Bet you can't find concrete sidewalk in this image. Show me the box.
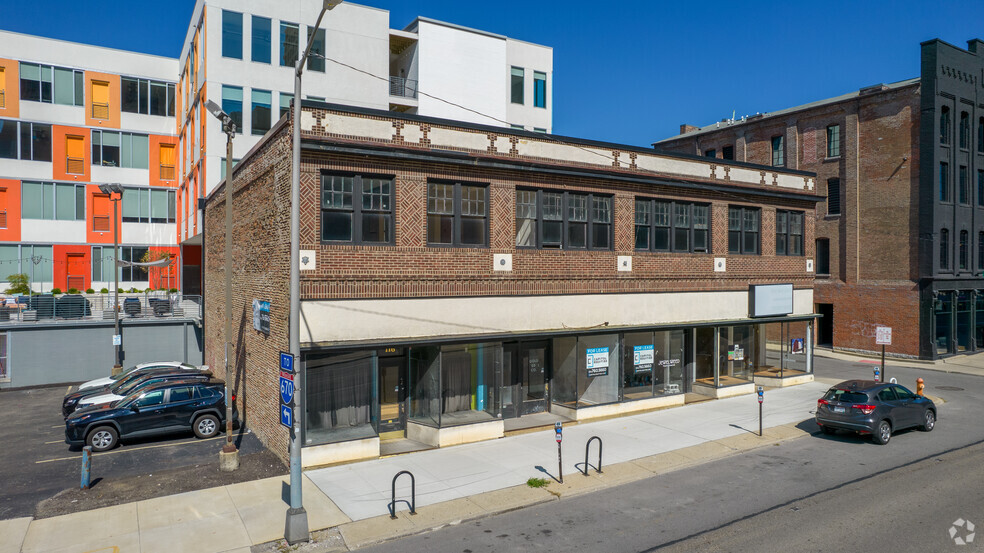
[815,348,984,378]
[0,381,829,553]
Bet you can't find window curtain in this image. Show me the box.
[306,352,371,431]
[441,350,472,413]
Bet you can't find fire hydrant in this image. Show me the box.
[916,377,925,396]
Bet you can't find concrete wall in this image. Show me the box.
[0,319,204,389]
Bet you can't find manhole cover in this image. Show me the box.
[936,386,965,391]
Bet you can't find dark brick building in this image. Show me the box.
[656,38,984,360]
[205,102,819,466]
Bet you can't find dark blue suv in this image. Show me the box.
[65,378,234,452]
[815,380,936,444]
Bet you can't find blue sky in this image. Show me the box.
[4,0,984,146]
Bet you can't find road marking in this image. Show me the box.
[44,440,64,444]
[35,436,224,464]
[50,425,63,429]
[66,385,73,394]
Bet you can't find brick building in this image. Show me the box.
[656,39,984,360]
[204,102,819,466]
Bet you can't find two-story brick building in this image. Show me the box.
[204,102,820,466]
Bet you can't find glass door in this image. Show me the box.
[521,342,549,415]
[500,344,522,419]
[377,355,406,439]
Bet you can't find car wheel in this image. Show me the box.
[820,425,837,435]
[194,414,220,439]
[87,426,118,452]
[921,409,936,432]
[872,420,892,445]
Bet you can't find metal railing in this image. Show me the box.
[92,102,110,120]
[0,293,202,324]
[160,164,175,181]
[389,76,418,99]
[92,215,110,232]
[66,157,85,175]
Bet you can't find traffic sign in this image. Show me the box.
[112,334,122,346]
[280,375,295,405]
[280,405,293,429]
[875,326,892,346]
[280,352,294,373]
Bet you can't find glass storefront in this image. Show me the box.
[623,330,687,400]
[956,292,971,352]
[304,351,375,445]
[936,293,952,355]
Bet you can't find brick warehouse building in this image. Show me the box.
[656,39,984,360]
[204,101,819,466]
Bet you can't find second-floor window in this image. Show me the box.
[122,187,176,224]
[428,181,488,247]
[816,238,830,276]
[516,189,611,250]
[19,62,83,106]
[0,120,51,161]
[634,199,709,253]
[771,135,784,166]
[775,210,804,256]
[728,206,760,255]
[321,173,394,244]
[722,145,734,160]
[826,124,840,157]
[22,181,84,221]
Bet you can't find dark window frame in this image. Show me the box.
[978,116,984,154]
[816,238,830,276]
[0,120,52,162]
[775,210,804,256]
[319,172,395,245]
[516,188,612,251]
[827,178,841,215]
[121,76,175,117]
[721,145,734,160]
[940,162,951,203]
[940,106,951,145]
[510,66,524,105]
[940,228,950,271]
[826,124,841,157]
[728,206,760,255]
[634,197,710,253]
[959,111,970,150]
[978,169,984,206]
[771,135,784,167]
[959,229,968,270]
[426,180,489,248]
[533,71,547,109]
[978,231,984,272]
[959,165,969,205]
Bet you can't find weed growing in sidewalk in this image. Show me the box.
[527,477,549,488]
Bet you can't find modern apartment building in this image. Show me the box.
[0,31,179,294]
[204,101,819,466]
[656,38,984,360]
[175,1,554,293]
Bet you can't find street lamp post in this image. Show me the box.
[205,99,240,472]
[98,183,124,375]
[285,0,343,545]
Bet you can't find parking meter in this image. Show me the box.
[756,386,764,436]
[555,421,563,443]
[873,367,881,382]
[554,422,563,483]
[757,386,764,404]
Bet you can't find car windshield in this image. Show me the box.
[110,365,140,381]
[117,376,157,395]
[824,389,869,403]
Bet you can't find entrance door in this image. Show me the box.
[377,356,406,439]
[500,344,522,419]
[66,254,85,292]
[521,342,548,415]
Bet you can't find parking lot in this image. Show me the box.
[0,385,274,520]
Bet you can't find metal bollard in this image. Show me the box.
[81,446,92,490]
[916,377,925,396]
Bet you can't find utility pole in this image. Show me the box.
[98,183,124,375]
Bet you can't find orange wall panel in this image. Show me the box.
[0,179,21,242]
[147,246,179,290]
[52,126,91,182]
[86,185,120,245]
[0,58,20,119]
[149,134,179,187]
[53,245,91,292]
[84,71,120,129]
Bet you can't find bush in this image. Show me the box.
[144,288,152,293]
[67,288,79,294]
[86,288,95,294]
[51,288,62,295]
[100,288,109,294]
[5,273,29,295]
[169,288,178,293]
[128,287,139,293]
[118,288,124,293]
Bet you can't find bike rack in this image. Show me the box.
[582,436,603,476]
[388,470,417,519]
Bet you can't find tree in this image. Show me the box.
[5,273,30,295]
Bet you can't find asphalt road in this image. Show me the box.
[361,356,984,553]
[0,385,266,520]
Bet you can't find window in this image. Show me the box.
[826,124,840,157]
[516,189,611,250]
[251,16,271,63]
[91,245,116,282]
[979,170,984,206]
[221,85,242,133]
[816,238,830,275]
[219,158,240,180]
[959,111,969,149]
[119,246,150,282]
[510,124,524,130]
[121,77,175,117]
[427,181,487,247]
[979,117,984,153]
[728,206,760,254]
[20,63,83,105]
[0,66,5,109]
[940,162,950,202]
[65,135,84,174]
[90,80,110,120]
[159,144,176,180]
[306,27,326,72]
[959,166,969,204]
[533,71,547,108]
[122,187,175,223]
[280,22,299,67]
[91,131,149,168]
[510,67,524,104]
[22,182,85,221]
[940,228,949,270]
[704,149,716,158]
[940,106,950,145]
[960,230,968,270]
[979,232,984,272]
[534,127,547,133]
[634,199,709,253]
[827,178,841,215]
[771,135,784,166]
[222,10,243,59]
[251,89,272,135]
[722,145,734,160]
[321,173,394,244]
[0,120,51,161]
[776,210,804,256]
[279,92,292,119]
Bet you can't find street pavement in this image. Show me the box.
[1,349,981,553]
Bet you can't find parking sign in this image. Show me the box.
[875,326,892,346]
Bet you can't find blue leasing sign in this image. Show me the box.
[280,374,295,405]
[281,405,293,429]
[280,352,294,373]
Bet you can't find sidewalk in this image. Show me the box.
[815,348,984,378]
[0,381,829,553]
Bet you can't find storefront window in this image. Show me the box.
[304,351,374,445]
[936,293,952,355]
[623,330,687,399]
[577,334,620,406]
[718,325,755,384]
[439,343,500,426]
[956,291,971,352]
[551,337,578,407]
[694,327,715,385]
[783,321,810,374]
[975,293,984,350]
[409,346,441,427]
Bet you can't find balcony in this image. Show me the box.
[160,164,175,181]
[91,102,109,120]
[389,76,418,99]
[92,215,110,232]
[66,157,85,175]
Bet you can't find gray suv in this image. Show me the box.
[815,380,936,444]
